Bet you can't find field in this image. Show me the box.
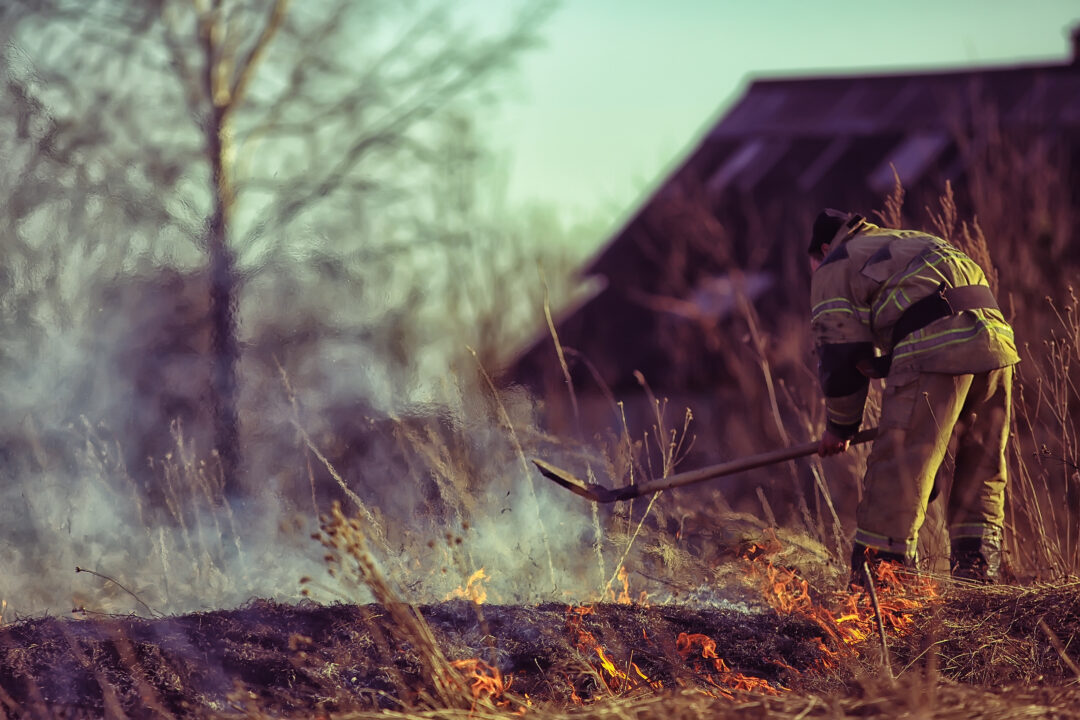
[3,2,1079,717]
[2,136,1079,719]
[2,525,1079,718]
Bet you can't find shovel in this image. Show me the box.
[532,427,878,503]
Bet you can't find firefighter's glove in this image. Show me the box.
[817,428,851,457]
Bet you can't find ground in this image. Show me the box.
[2,554,1078,719]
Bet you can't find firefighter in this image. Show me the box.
[807,209,1019,585]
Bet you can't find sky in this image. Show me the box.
[489,0,1080,229]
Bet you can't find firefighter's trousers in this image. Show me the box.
[853,365,1013,561]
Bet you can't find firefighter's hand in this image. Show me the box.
[817,429,851,457]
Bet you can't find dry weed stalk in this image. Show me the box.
[539,265,608,594]
[733,277,831,549]
[470,345,560,593]
[315,501,478,711]
[276,359,387,549]
[52,416,254,616]
[1008,287,1080,577]
[599,372,695,601]
[873,166,905,229]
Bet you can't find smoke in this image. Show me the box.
[0,262,664,619]
[0,388,637,619]
[0,0,654,622]
[0,336,321,618]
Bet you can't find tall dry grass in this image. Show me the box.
[1,96,1077,720]
[529,124,1079,584]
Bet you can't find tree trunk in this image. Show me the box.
[202,6,242,499]
[206,151,241,498]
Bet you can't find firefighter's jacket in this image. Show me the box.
[810,224,1019,437]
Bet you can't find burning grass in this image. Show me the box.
[1,185,1076,718]
[3,355,1075,718]
[3,534,1078,718]
[0,596,825,717]
[332,682,1080,720]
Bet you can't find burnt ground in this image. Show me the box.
[1,581,1078,719]
[0,600,825,718]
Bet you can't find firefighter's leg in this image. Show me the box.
[854,372,973,576]
[948,365,1012,582]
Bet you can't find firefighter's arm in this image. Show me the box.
[810,267,875,443]
[818,341,872,439]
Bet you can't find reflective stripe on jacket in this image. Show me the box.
[810,224,1019,437]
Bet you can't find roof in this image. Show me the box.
[713,62,1080,139]
[584,58,1080,280]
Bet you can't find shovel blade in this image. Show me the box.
[530,458,614,503]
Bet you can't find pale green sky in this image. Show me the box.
[489,0,1080,222]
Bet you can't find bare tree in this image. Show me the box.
[1,0,552,496]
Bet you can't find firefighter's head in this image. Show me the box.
[807,209,865,265]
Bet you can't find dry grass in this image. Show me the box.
[331,682,1080,720]
[894,580,1080,686]
[0,104,1078,720]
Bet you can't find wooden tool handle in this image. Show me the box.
[609,427,879,502]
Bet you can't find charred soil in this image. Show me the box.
[2,580,1080,718]
[0,599,830,718]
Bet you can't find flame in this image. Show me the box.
[676,632,785,699]
[614,566,631,604]
[445,568,488,604]
[594,648,659,694]
[451,658,519,712]
[564,605,661,697]
[603,565,650,605]
[676,632,722,663]
[741,538,939,667]
[606,565,631,604]
[567,676,583,705]
[555,537,938,706]
[565,605,598,652]
[594,646,633,688]
[566,599,786,702]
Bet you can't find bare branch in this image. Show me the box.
[161,3,207,123]
[225,0,289,118]
[248,1,551,234]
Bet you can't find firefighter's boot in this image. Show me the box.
[849,541,909,591]
[950,534,1002,584]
